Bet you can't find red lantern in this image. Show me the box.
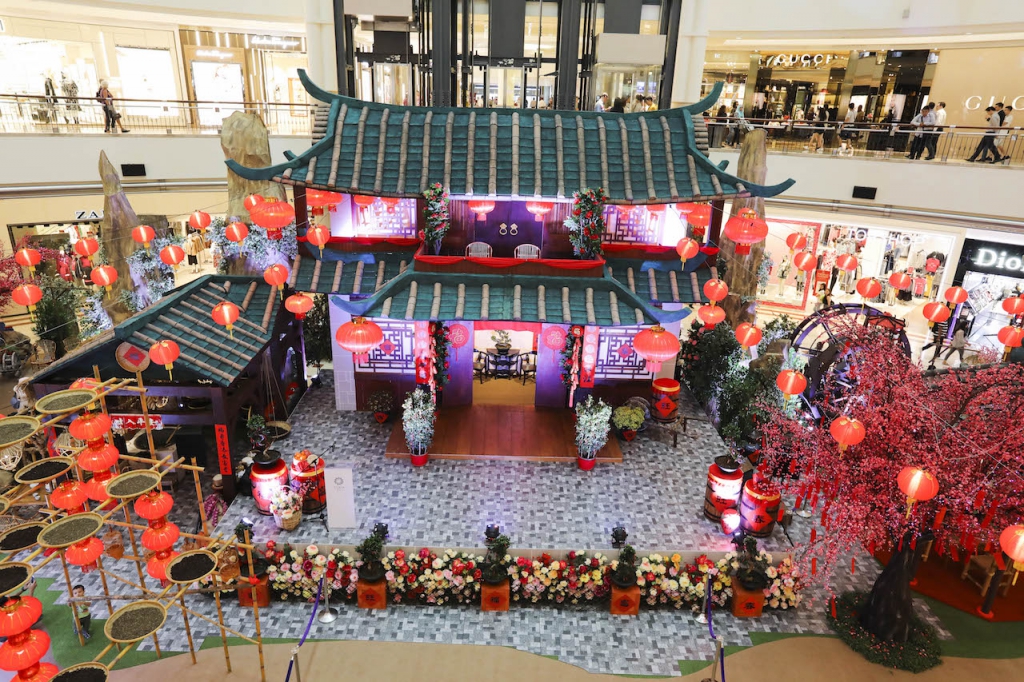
[0,595,55,682]
[676,237,700,265]
[676,202,712,228]
[352,195,376,211]
[631,325,681,372]
[646,204,666,217]
[11,284,42,313]
[998,326,1024,348]
[285,293,314,320]
[73,238,99,258]
[467,200,496,221]
[131,225,155,251]
[83,472,115,503]
[897,466,939,517]
[0,597,43,637]
[723,208,768,255]
[305,225,331,257]
[525,201,554,222]
[134,491,173,520]
[141,520,180,552]
[855,278,881,300]
[225,221,249,243]
[69,412,112,446]
[829,415,866,453]
[785,233,807,252]
[924,257,941,273]
[14,248,41,277]
[77,443,119,472]
[50,481,88,513]
[90,264,118,292]
[160,245,185,268]
[1001,297,1024,317]
[999,525,1024,564]
[735,322,762,350]
[944,286,968,305]
[188,210,211,231]
[380,197,401,214]
[250,200,295,239]
[65,536,104,570]
[703,279,729,303]
[211,301,240,337]
[793,251,816,272]
[922,302,951,325]
[888,272,912,290]
[263,264,289,297]
[697,304,726,329]
[147,551,179,582]
[244,194,265,212]
[335,316,384,364]
[836,254,858,272]
[149,340,180,380]
[305,189,343,208]
[776,369,807,400]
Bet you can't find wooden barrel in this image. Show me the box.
[651,378,681,423]
[250,457,288,516]
[739,479,782,538]
[290,456,326,514]
[703,456,744,522]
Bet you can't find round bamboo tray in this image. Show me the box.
[0,497,10,515]
[0,561,33,597]
[38,512,103,549]
[106,470,161,499]
[14,456,73,485]
[0,416,41,450]
[52,661,109,682]
[34,389,99,415]
[104,600,167,643]
[166,549,218,584]
[0,521,45,553]
[266,421,292,441]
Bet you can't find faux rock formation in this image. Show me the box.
[221,111,286,221]
[98,150,139,324]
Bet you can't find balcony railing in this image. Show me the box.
[0,93,316,136]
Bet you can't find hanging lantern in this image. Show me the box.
[135,491,179,583]
[244,194,265,213]
[11,284,43,314]
[352,195,376,211]
[188,210,211,231]
[697,304,726,329]
[305,225,331,257]
[525,201,554,222]
[77,443,120,473]
[305,189,343,209]
[676,237,700,265]
[829,415,866,453]
[646,204,667,218]
[73,237,99,258]
[211,301,240,338]
[924,257,941,273]
[776,369,807,401]
[149,340,180,380]
[225,221,249,244]
[793,251,817,272]
[65,537,104,571]
[0,596,57,682]
[998,325,1024,348]
[999,525,1024,564]
[631,325,682,372]
[836,254,858,272]
[160,244,185,268]
[922,302,951,326]
[785,233,807,252]
[0,595,43,637]
[69,412,112,446]
[467,200,496,221]
[90,265,118,292]
[888,272,912,290]
[335,316,385,364]
[734,322,762,350]
[50,481,88,513]
[944,286,968,305]
[855,278,881,300]
[1001,296,1024,317]
[131,225,156,251]
[250,200,295,239]
[723,208,768,255]
[703,279,729,304]
[676,202,712,228]
[380,197,401,214]
[134,489,173,520]
[14,248,41,277]
[83,472,115,504]
[263,264,289,298]
[285,293,314,320]
[897,467,939,518]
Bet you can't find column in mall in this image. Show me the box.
[670,0,709,107]
[306,0,339,90]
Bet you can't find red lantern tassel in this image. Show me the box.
[789,459,798,474]
[910,537,917,550]
[868,540,876,556]
[935,539,944,557]
[794,496,804,510]
[821,513,829,531]
[951,545,959,562]
[811,558,817,575]
[898,535,904,552]
[830,596,836,618]
[932,507,947,530]
[810,493,819,510]
[851,557,855,574]
[995,553,1006,571]
[974,490,986,510]
[810,528,817,544]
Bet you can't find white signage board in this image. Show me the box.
[324,466,357,529]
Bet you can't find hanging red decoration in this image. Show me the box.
[65,536,104,570]
[676,237,700,265]
[285,293,314,320]
[305,189,343,208]
[11,284,42,314]
[855,278,881,299]
[77,443,120,472]
[793,251,817,272]
[352,195,376,210]
[525,201,554,222]
[263,264,290,297]
[211,301,240,337]
[447,323,470,360]
[188,210,211,231]
[14,248,41,277]
[335,317,385,364]
[380,197,401,214]
[888,272,912,290]
[924,257,941,273]
[225,221,249,244]
[149,340,180,380]
[131,225,156,251]
[90,265,118,292]
[243,194,265,212]
[897,467,939,517]
[734,322,762,350]
[723,208,768,255]
[69,412,112,446]
[305,225,331,257]
[944,286,968,305]
[0,596,57,682]
[776,369,807,401]
[541,325,568,364]
[1001,296,1024,317]
[829,415,866,453]
[835,254,858,272]
[0,596,43,637]
[697,304,726,329]
[50,481,88,513]
[160,244,185,268]
[676,202,712,228]
[135,491,179,582]
[999,525,1024,564]
[467,200,496,221]
[997,325,1024,348]
[785,233,807,252]
[250,200,295,239]
[73,238,99,258]
[645,204,667,217]
[703,279,729,303]
[631,325,681,372]
[922,302,951,325]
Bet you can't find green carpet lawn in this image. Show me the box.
[921,596,1024,659]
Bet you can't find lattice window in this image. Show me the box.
[593,325,653,380]
[355,320,416,374]
[604,206,662,244]
[355,200,419,238]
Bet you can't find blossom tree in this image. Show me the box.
[0,238,60,312]
[758,321,1024,642]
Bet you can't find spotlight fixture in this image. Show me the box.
[611,526,628,548]
[485,524,501,541]
[373,522,389,540]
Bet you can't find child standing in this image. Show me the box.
[72,584,91,640]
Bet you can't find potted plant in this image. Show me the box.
[368,390,394,424]
[246,413,269,451]
[491,329,512,355]
[610,544,638,589]
[612,406,644,441]
[402,388,435,467]
[355,527,389,610]
[269,487,303,531]
[610,544,640,615]
[480,532,512,611]
[730,535,770,618]
[574,395,612,470]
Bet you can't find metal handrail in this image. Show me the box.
[0,92,317,109]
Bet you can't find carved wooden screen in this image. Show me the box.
[593,325,653,380]
[354,320,416,374]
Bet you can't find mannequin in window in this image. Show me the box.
[776,253,791,296]
[43,71,58,123]
[61,73,81,125]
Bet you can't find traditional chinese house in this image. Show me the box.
[230,71,794,461]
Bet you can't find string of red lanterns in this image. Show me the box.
[0,594,57,682]
[135,490,180,583]
[69,411,118,504]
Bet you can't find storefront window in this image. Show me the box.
[115,47,178,117]
[956,239,1024,355]
[592,65,661,105]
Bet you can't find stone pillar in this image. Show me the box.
[306,0,338,90]
[670,0,709,108]
[328,298,357,410]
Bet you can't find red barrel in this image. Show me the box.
[290,451,326,514]
[250,452,288,516]
[739,478,782,538]
[651,378,681,423]
[704,457,744,522]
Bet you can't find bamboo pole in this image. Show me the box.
[135,371,159,461]
[120,505,162,657]
[191,457,210,536]
[243,528,266,682]
[176,601,257,644]
[60,551,85,647]
[96,566,151,594]
[92,642,115,663]
[213,572,232,672]
[179,594,197,665]
[118,454,205,472]
[106,639,137,670]
[95,555,115,617]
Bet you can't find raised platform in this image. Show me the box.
[384,404,622,463]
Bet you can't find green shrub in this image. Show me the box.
[828,591,941,673]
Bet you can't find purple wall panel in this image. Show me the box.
[535,323,569,408]
[443,321,474,406]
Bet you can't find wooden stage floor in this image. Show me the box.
[385,404,623,463]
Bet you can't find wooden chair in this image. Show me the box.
[520,351,537,384]
[473,351,487,384]
[466,242,492,258]
[961,553,1013,597]
[514,244,541,259]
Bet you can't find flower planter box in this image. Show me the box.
[357,578,387,609]
[481,579,510,612]
[620,429,636,442]
[238,575,271,608]
[410,452,429,467]
[610,584,640,616]
[576,456,596,471]
[730,583,765,618]
[374,412,389,424]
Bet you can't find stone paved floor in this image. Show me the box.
[23,372,950,677]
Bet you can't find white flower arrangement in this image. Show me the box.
[402,389,436,455]
[269,487,303,520]
[574,395,612,459]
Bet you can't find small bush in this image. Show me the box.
[828,591,941,673]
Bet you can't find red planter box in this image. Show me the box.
[238,575,271,608]
[731,583,765,618]
[357,579,387,609]
[481,580,510,611]
[610,584,640,616]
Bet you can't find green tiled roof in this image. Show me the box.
[605,258,717,305]
[288,249,411,296]
[227,71,794,205]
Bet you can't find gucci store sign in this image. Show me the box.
[961,238,1024,277]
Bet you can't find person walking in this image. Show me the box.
[967,107,1000,162]
[995,105,1014,162]
[906,106,932,159]
[95,80,129,133]
[71,585,91,641]
[594,93,608,112]
[925,101,946,159]
[942,322,969,366]
[184,229,206,274]
[608,97,626,113]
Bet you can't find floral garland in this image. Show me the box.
[265,543,359,601]
[560,325,584,404]
[564,188,607,259]
[421,184,450,253]
[430,322,451,390]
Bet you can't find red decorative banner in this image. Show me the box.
[109,414,164,431]
[214,424,232,475]
[579,325,600,388]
